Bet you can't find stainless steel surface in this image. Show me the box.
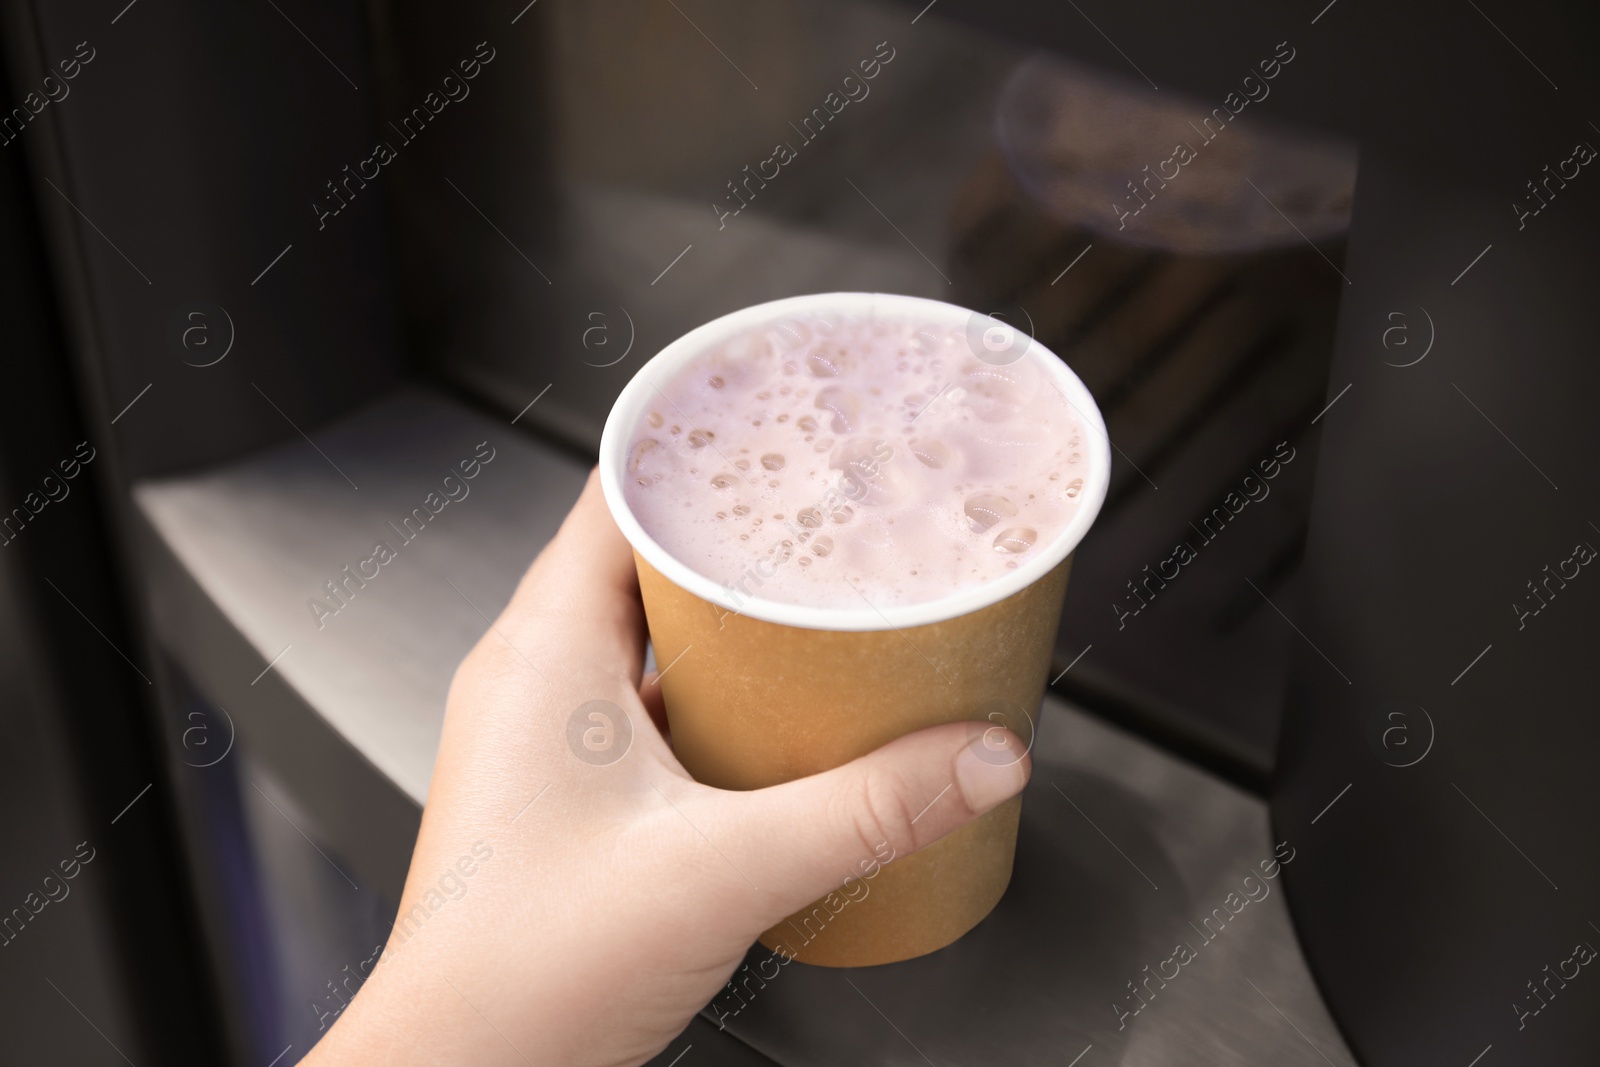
[133,388,591,894]
[716,700,1356,1067]
[375,0,1348,779]
[380,0,1008,452]
[0,551,142,1065]
[134,386,1352,1064]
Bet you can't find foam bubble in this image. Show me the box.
[629,438,662,472]
[814,386,859,434]
[623,312,1085,608]
[770,319,813,352]
[992,527,1037,553]
[964,493,1017,532]
[831,438,910,507]
[909,437,954,469]
[958,358,1040,422]
[805,345,852,378]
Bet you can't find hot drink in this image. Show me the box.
[622,312,1089,610]
[600,293,1108,966]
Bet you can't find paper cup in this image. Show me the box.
[599,293,1109,966]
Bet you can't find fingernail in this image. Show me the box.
[954,732,1031,813]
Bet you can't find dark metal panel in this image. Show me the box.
[14,0,405,482]
[1275,147,1600,1064]
[0,25,227,1060]
[895,0,1600,197]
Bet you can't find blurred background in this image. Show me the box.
[1,0,1596,1063]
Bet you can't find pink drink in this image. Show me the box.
[603,295,1108,965]
[623,311,1089,610]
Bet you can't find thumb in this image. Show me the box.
[728,722,1032,920]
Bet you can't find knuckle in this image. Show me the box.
[848,767,920,859]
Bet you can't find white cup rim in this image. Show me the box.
[598,292,1111,632]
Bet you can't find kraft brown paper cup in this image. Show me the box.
[599,293,1109,968]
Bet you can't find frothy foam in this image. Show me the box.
[623,312,1088,609]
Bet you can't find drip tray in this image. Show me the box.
[703,697,1356,1067]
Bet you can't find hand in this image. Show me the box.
[304,470,1031,1067]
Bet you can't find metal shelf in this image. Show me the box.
[134,385,1353,1065]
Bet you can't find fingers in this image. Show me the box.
[715,723,1031,919]
[637,674,670,739]
[494,468,649,685]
